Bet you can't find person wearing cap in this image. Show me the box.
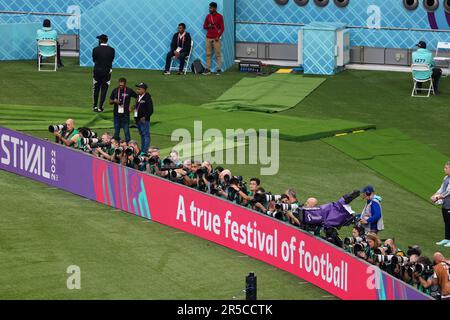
[133,83,153,153]
[109,77,137,142]
[412,41,442,94]
[431,161,450,247]
[36,19,63,68]
[203,2,224,76]
[163,23,192,75]
[359,185,384,234]
[92,34,115,113]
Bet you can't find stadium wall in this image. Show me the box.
[0,126,432,300]
[0,0,235,70]
[236,0,450,50]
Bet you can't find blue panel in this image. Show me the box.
[236,0,450,49]
[303,26,337,75]
[0,22,41,60]
[79,0,234,71]
[0,0,103,34]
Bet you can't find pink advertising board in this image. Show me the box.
[0,127,430,300]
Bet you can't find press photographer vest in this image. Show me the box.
[362,198,384,232]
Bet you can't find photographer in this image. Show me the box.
[99,138,120,162]
[412,256,434,296]
[383,239,405,257]
[123,140,146,171]
[92,133,114,160]
[147,147,163,175]
[431,252,450,300]
[50,119,81,149]
[356,233,380,265]
[180,161,202,188]
[229,177,259,206]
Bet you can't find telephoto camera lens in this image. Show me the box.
[115,147,124,156]
[125,146,135,156]
[275,203,300,211]
[48,124,66,133]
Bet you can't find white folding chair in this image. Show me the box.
[411,64,435,98]
[434,41,450,77]
[37,39,57,72]
[169,40,194,75]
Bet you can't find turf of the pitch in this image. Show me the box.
[0,58,449,299]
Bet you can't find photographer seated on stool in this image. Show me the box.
[412,41,442,95]
[163,23,192,75]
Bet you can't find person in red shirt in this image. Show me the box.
[203,2,224,75]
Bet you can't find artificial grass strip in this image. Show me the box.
[201,74,326,113]
[158,136,248,161]
[152,107,375,142]
[323,129,448,201]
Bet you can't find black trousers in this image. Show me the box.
[417,67,442,91]
[164,51,187,72]
[443,208,450,240]
[92,69,111,109]
[57,42,63,67]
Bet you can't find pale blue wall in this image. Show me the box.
[0,0,235,70]
[236,0,450,50]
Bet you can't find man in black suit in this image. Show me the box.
[163,23,192,75]
[92,34,115,113]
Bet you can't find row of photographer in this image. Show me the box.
[49,121,359,230]
[49,122,450,299]
[343,229,450,300]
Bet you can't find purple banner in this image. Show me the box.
[0,126,432,300]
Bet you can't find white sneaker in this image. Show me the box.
[445,242,450,247]
[436,239,449,246]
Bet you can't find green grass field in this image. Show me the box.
[0,58,449,299]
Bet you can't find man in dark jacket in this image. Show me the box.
[109,77,137,142]
[133,83,153,153]
[92,34,115,113]
[163,23,192,75]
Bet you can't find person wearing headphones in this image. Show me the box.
[359,185,384,234]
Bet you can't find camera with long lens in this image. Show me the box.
[114,147,124,156]
[48,124,67,133]
[78,127,97,139]
[91,142,111,149]
[374,254,396,264]
[206,169,222,183]
[353,241,369,254]
[253,193,282,204]
[275,203,300,211]
[148,156,160,166]
[324,228,343,247]
[266,210,284,221]
[81,137,99,145]
[133,154,147,166]
[391,255,409,265]
[196,166,209,178]
[210,185,223,196]
[344,236,364,246]
[406,263,433,277]
[380,244,393,255]
[125,146,135,156]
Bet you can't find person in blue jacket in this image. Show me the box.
[359,185,384,234]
